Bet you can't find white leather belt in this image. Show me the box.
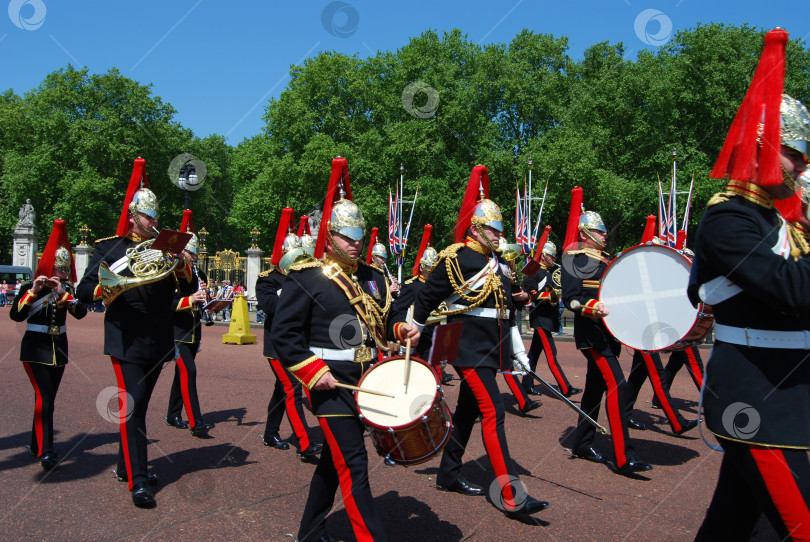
[714,323,810,349]
[311,346,377,362]
[447,304,509,320]
[27,324,66,334]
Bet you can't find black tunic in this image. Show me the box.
[255,268,284,358]
[390,276,434,357]
[523,266,560,332]
[76,235,197,365]
[412,239,515,371]
[9,282,87,365]
[689,196,810,448]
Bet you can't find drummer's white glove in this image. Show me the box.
[510,326,531,374]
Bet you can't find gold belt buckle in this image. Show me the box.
[47,325,60,335]
[498,308,509,320]
[354,347,372,362]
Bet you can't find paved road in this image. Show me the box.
[0,313,779,541]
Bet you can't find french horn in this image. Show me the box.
[99,235,180,305]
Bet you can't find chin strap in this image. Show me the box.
[132,213,156,238]
[326,230,360,267]
[473,223,500,253]
[580,227,606,248]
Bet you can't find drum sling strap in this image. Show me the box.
[323,264,390,352]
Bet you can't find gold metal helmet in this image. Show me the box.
[282,232,302,254]
[371,241,387,259]
[471,199,503,232]
[330,198,365,241]
[299,233,315,248]
[579,210,607,248]
[129,187,159,219]
[54,247,71,274]
[420,246,438,270]
[542,241,557,259]
[781,93,810,156]
[185,233,199,254]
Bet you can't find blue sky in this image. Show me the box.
[1,0,808,145]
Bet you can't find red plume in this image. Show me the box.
[116,157,147,237]
[412,224,433,277]
[775,192,804,222]
[641,215,656,244]
[563,186,584,252]
[271,208,296,266]
[522,225,552,277]
[366,227,379,264]
[314,157,352,259]
[36,219,77,282]
[710,29,787,186]
[455,165,490,243]
[298,215,311,236]
[179,209,194,233]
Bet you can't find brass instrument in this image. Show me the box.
[99,235,180,305]
[551,266,561,290]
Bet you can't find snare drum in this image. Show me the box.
[355,355,452,466]
[599,244,713,352]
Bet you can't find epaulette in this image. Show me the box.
[359,260,383,273]
[257,267,275,278]
[289,260,323,272]
[565,248,603,259]
[94,235,121,244]
[787,222,810,258]
[438,242,464,261]
[404,276,418,285]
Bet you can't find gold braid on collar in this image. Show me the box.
[707,180,775,209]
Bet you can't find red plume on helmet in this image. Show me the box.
[562,186,584,251]
[116,157,147,237]
[710,29,787,187]
[455,165,490,243]
[298,215,311,236]
[37,219,77,282]
[366,227,379,264]
[521,225,552,277]
[641,215,657,244]
[271,208,296,267]
[412,224,433,277]
[314,157,352,260]
[180,209,194,233]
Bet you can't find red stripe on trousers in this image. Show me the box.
[459,367,518,511]
[111,357,133,491]
[176,355,196,428]
[269,358,309,449]
[686,348,704,389]
[539,330,568,394]
[318,419,374,542]
[750,446,810,540]
[502,372,527,409]
[23,363,44,458]
[588,349,628,468]
[639,351,682,432]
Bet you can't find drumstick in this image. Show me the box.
[334,382,395,399]
[403,306,414,388]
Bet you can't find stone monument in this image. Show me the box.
[12,199,38,269]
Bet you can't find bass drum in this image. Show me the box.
[355,355,452,466]
[599,244,713,352]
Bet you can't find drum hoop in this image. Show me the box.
[355,355,441,431]
[599,243,696,352]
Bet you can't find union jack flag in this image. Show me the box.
[388,188,414,266]
[515,188,531,254]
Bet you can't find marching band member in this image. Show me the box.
[10,219,87,470]
[691,29,810,540]
[164,210,215,437]
[77,157,197,508]
[256,208,321,461]
[367,227,400,297]
[271,157,419,542]
[412,165,549,519]
[561,188,651,474]
[522,238,582,398]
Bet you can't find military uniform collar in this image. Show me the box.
[464,237,489,255]
[325,255,358,275]
[126,231,149,242]
[726,180,775,209]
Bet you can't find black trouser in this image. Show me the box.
[166,342,204,429]
[22,362,65,457]
[625,350,688,432]
[298,416,386,542]
[696,438,810,541]
[570,348,635,468]
[662,347,704,392]
[438,366,526,511]
[265,357,312,450]
[111,357,163,490]
[522,328,572,395]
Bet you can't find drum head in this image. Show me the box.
[356,357,438,428]
[600,245,697,351]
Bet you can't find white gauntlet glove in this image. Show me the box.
[510,326,531,374]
